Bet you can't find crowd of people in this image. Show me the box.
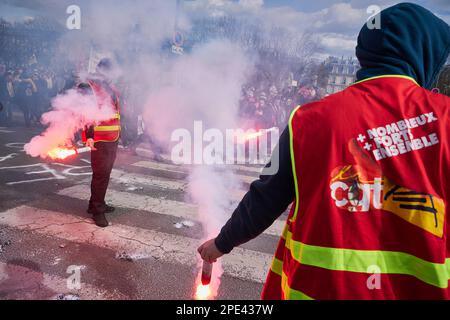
[0,61,321,134]
[0,17,77,127]
[0,62,78,127]
[0,15,324,134]
[238,81,321,129]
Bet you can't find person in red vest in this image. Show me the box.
[198,3,450,299]
[80,58,121,227]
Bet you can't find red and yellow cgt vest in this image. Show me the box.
[262,75,450,299]
[82,80,121,143]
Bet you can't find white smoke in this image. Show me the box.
[142,39,253,298]
[24,89,116,158]
[189,167,243,298]
[143,40,252,146]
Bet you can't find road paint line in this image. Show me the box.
[132,160,186,174]
[0,261,125,300]
[111,169,186,191]
[0,206,273,284]
[110,169,247,201]
[134,148,265,174]
[57,185,284,237]
[131,160,258,184]
[58,185,285,236]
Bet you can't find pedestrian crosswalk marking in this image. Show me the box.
[111,169,186,191]
[132,160,186,174]
[0,206,272,284]
[132,153,265,174]
[131,160,258,184]
[110,169,247,201]
[57,185,285,237]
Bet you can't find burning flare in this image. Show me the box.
[47,147,77,160]
[195,283,212,300]
[237,127,278,144]
[47,146,91,160]
[194,261,214,300]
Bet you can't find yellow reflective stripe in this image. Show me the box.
[281,272,314,300]
[352,74,419,87]
[288,105,301,222]
[271,257,283,276]
[94,125,121,131]
[272,256,313,299]
[280,221,289,240]
[284,230,450,288]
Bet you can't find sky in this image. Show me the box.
[1,0,450,58]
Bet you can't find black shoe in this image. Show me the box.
[92,212,109,228]
[87,204,115,214]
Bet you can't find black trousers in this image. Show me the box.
[89,141,118,214]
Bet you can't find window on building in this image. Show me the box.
[332,65,338,74]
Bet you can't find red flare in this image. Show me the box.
[201,261,212,285]
[47,147,77,160]
[237,127,278,144]
[47,146,91,160]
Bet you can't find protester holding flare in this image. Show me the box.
[79,58,122,228]
[198,3,450,299]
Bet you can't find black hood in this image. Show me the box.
[356,2,450,89]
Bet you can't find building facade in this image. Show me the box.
[324,56,360,94]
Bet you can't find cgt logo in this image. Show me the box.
[329,164,445,238]
[330,165,383,212]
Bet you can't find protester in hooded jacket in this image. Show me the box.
[198,3,450,299]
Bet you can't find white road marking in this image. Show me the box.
[0,163,65,185]
[0,163,45,170]
[0,159,246,199]
[111,169,186,191]
[135,149,265,174]
[57,185,284,237]
[0,206,273,284]
[132,160,186,174]
[52,163,92,176]
[0,153,18,162]
[4,142,25,151]
[0,261,125,300]
[132,160,258,184]
[110,169,247,200]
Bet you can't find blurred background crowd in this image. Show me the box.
[0,16,328,133]
[0,18,76,127]
[1,14,448,140]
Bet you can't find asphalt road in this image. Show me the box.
[0,120,284,300]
